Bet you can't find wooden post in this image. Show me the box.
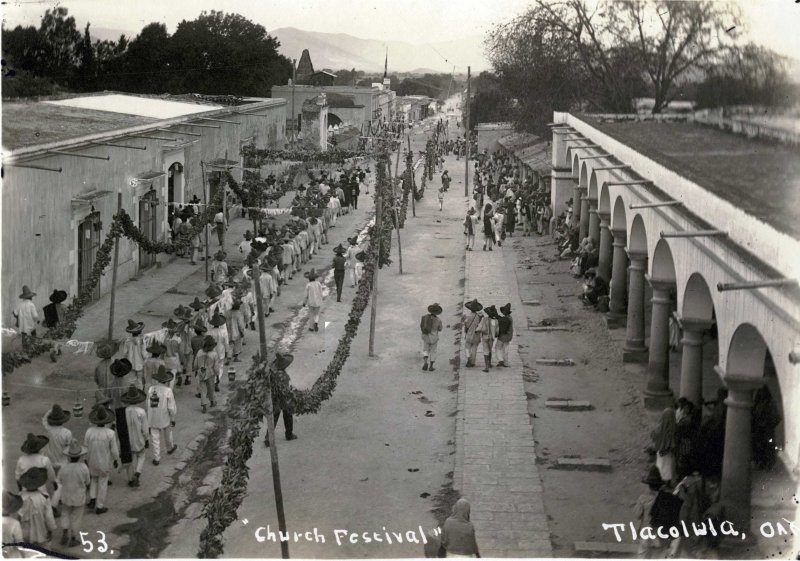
[222,150,229,249]
[408,136,416,218]
[251,256,290,558]
[368,155,384,357]
[201,162,209,282]
[392,141,403,274]
[465,65,471,197]
[107,192,123,342]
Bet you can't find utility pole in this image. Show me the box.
[291,59,297,146]
[201,163,209,282]
[107,192,122,342]
[408,136,416,218]
[464,65,470,198]
[250,246,290,559]
[391,143,402,274]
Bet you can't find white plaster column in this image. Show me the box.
[678,318,714,408]
[578,188,590,241]
[587,197,599,247]
[643,277,675,408]
[606,228,628,327]
[597,211,612,282]
[571,180,581,228]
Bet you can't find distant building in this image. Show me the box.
[475,122,514,153]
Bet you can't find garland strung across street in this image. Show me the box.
[240,145,370,165]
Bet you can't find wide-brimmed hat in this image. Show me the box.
[206,284,222,300]
[355,251,366,261]
[20,433,49,454]
[464,299,483,312]
[202,335,216,353]
[49,289,68,304]
[468,208,476,215]
[271,352,294,371]
[484,305,498,318]
[94,390,112,407]
[146,341,165,356]
[428,303,443,315]
[500,303,512,316]
[125,319,144,334]
[3,492,23,515]
[63,439,88,459]
[153,365,174,384]
[209,311,226,327]
[347,236,358,245]
[19,467,48,491]
[46,404,71,426]
[193,319,207,333]
[120,385,147,405]
[173,304,188,317]
[642,465,663,487]
[214,250,227,261]
[244,230,253,240]
[95,341,114,359]
[110,358,133,378]
[304,269,319,281]
[88,404,114,426]
[19,285,36,299]
[333,244,346,254]
[189,297,205,311]
[162,318,178,331]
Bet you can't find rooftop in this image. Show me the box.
[476,122,514,130]
[574,114,800,239]
[498,132,542,152]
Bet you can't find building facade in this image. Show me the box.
[2,93,286,324]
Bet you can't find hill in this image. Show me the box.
[270,27,488,74]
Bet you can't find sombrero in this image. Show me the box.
[304,269,319,281]
[3,492,23,515]
[152,365,174,384]
[63,439,88,459]
[120,385,147,406]
[189,297,205,311]
[464,299,483,312]
[173,305,189,318]
[88,405,114,426]
[125,319,144,334]
[202,335,216,353]
[205,284,222,300]
[484,305,498,318]
[46,404,71,426]
[427,303,443,315]
[110,358,133,378]
[347,236,358,245]
[20,433,49,454]
[355,251,366,261]
[146,341,165,356]
[49,290,68,304]
[95,341,114,360]
[193,320,207,333]
[500,303,512,316]
[209,311,226,327]
[333,244,346,254]
[19,467,48,491]
[19,286,36,299]
[271,352,294,371]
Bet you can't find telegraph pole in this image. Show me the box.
[464,65,471,198]
[291,59,297,146]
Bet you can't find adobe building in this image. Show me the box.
[1,92,286,324]
[475,122,514,154]
[550,112,800,547]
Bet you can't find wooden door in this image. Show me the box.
[138,191,158,270]
[77,216,101,301]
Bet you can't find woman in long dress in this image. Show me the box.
[441,499,480,558]
[651,407,677,483]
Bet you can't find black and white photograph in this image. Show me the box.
[1,0,799,558]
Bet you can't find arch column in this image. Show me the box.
[720,372,763,533]
[571,180,581,228]
[678,318,714,408]
[605,228,628,329]
[623,251,648,362]
[551,168,574,218]
[597,211,612,282]
[644,277,675,408]
[578,188,590,241]
[587,198,599,246]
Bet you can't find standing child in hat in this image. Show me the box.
[123,319,146,389]
[420,304,444,371]
[143,341,167,391]
[345,237,359,288]
[83,405,119,515]
[332,245,347,302]
[211,250,229,284]
[193,336,219,413]
[40,405,71,514]
[495,303,514,368]
[147,366,177,465]
[56,440,90,547]
[302,269,324,332]
[354,251,366,286]
[207,311,228,390]
[3,491,24,546]
[15,434,56,495]
[18,468,56,545]
[121,386,149,488]
[13,285,40,353]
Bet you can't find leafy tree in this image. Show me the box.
[37,7,82,83]
[112,23,171,93]
[468,71,514,126]
[75,23,97,91]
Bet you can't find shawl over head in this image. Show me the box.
[441,499,479,556]
[654,407,676,454]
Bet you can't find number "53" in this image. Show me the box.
[79,531,109,553]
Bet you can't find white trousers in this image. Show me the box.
[495,340,509,363]
[150,427,174,461]
[89,476,108,508]
[127,450,146,478]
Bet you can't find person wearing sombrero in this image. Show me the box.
[2,491,24,547]
[257,260,277,318]
[13,285,40,353]
[308,216,323,258]
[227,299,246,364]
[464,207,479,251]
[18,467,57,544]
[420,303,444,371]
[463,299,484,368]
[302,269,324,332]
[332,244,347,302]
[147,366,178,465]
[633,466,668,556]
[478,305,498,373]
[84,405,119,515]
[211,249,229,284]
[121,386,149,488]
[296,222,310,265]
[264,353,298,447]
[495,303,514,368]
[162,319,184,388]
[56,439,89,546]
[15,434,56,499]
[207,310,229,391]
[290,232,303,273]
[40,404,73,471]
[143,340,166,393]
[193,336,219,413]
[123,318,146,389]
[281,235,296,281]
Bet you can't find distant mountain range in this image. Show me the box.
[270,27,489,74]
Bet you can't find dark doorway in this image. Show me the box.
[77,214,102,302]
[138,190,158,270]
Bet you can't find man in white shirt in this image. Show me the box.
[238,231,253,258]
[214,211,226,247]
[319,182,330,196]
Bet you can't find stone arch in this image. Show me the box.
[682,272,715,321]
[651,239,676,282]
[725,323,770,379]
[629,214,648,254]
[580,160,589,188]
[611,195,627,231]
[599,181,611,214]
[327,112,343,127]
[588,169,599,200]
[571,152,581,179]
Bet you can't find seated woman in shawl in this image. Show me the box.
[650,407,677,485]
[441,498,480,558]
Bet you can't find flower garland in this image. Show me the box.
[240,145,370,165]
[398,152,414,228]
[373,154,394,268]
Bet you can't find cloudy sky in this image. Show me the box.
[2,0,798,61]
